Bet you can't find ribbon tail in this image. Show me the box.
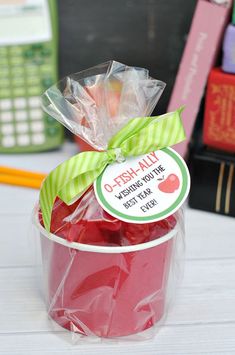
[39,151,109,232]
[58,165,107,205]
[118,107,186,157]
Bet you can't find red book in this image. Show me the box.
[203,67,235,153]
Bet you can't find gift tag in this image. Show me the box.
[94,147,190,223]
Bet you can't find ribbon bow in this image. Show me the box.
[40,107,185,231]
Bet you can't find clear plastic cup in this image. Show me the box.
[33,208,180,338]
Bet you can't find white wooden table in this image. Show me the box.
[1,143,235,355]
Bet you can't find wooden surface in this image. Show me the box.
[1,143,235,354]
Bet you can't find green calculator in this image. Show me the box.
[0,0,63,153]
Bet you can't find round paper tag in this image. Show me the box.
[94,148,190,223]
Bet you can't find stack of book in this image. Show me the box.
[188,2,235,217]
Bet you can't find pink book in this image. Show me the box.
[168,0,232,158]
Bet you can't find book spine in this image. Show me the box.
[203,68,235,153]
[168,0,232,158]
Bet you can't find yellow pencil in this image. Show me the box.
[0,166,47,189]
[0,166,46,180]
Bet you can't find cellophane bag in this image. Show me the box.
[33,61,186,342]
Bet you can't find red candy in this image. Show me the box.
[39,187,177,246]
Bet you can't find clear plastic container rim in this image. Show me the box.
[33,206,178,254]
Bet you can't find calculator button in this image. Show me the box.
[0,47,8,55]
[41,65,51,74]
[28,96,41,108]
[2,135,15,147]
[27,77,40,85]
[1,124,14,135]
[16,122,29,133]
[41,47,51,56]
[0,79,10,87]
[32,133,45,145]
[11,67,24,76]
[15,111,27,121]
[14,98,26,109]
[26,65,38,74]
[0,58,8,66]
[1,111,13,122]
[24,49,34,58]
[34,58,44,66]
[28,87,40,95]
[9,46,22,55]
[32,43,43,50]
[12,77,25,87]
[10,57,24,65]
[13,88,25,96]
[0,89,11,98]
[17,134,30,146]
[30,108,42,120]
[0,68,10,78]
[31,121,44,132]
[0,99,12,110]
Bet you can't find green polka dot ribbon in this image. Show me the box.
[40,107,186,231]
